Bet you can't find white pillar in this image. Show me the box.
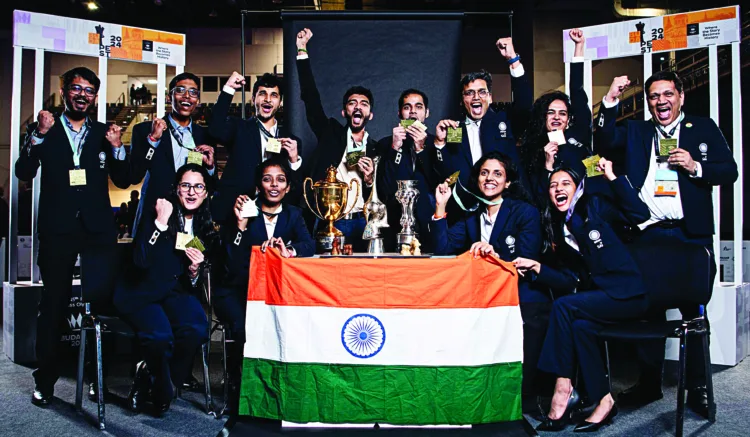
[731,41,743,284]
[708,45,720,285]
[97,57,107,123]
[8,47,23,283]
[157,63,167,118]
[31,49,44,283]
[175,65,184,75]
[643,53,652,121]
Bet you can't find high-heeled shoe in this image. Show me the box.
[536,388,581,432]
[573,404,618,432]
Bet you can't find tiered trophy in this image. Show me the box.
[303,166,360,253]
[395,180,419,246]
[362,157,388,255]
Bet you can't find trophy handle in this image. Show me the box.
[303,177,326,222]
[342,179,361,217]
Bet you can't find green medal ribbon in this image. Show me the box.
[451,177,503,212]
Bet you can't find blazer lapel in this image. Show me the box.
[53,117,76,166]
[489,199,512,244]
[467,212,481,243]
[460,123,473,168]
[272,207,289,240]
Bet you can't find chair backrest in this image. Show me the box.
[79,242,133,313]
[627,243,712,313]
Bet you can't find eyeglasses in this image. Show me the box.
[178,183,206,194]
[172,86,200,98]
[68,84,97,97]
[463,89,489,99]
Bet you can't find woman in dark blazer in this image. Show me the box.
[520,28,597,204]
[214,157,314,412]
[114,163,217,415]
[431,151,550,398]
[513,158,650,432]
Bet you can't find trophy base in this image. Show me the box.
[317,235,345,254]
[367,238,384,255]
[397,233,418,247]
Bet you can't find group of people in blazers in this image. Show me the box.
[19,25,736,432]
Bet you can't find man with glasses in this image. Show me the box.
[15,67,131,407]
[209,72,302,224]
[130,72,216,236]
[433,37,531,220]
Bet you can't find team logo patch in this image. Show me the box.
[589,230,601,241]
[699,143,708,153]
[505,235,516,245]
[98,152,106,161]
[498,122,507,132]
[341,314,385,359]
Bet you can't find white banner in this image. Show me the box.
[13,10,185,66]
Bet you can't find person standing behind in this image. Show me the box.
[16,67,131,406]
[210,72,303,224]
[595,70,738,418]
[295,28,379,252]
[129,73,216,236]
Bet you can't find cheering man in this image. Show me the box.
[295,28,379,252]
[595,70,738,418]
[16,67,131,407]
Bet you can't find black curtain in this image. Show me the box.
[282,12,463,162]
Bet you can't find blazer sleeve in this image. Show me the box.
[15,123,41,182]
[431,216,469,255]
[569,62,592,140]
[514,203,543,260]
[134,218,169,269]
[597,176,650,225]
[533,263,579,291]
[697,119,738,186]
[128,123,152,185]
[289,209,315,257]
[510,71,533,134]
[296,57,330,140]
[224,224,253,278]
[108,146,132,189]
[416,138,439,191]
[208,91,240,149]
[593,101,628,152]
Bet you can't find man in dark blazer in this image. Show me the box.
[210,72,303,225]
[433,37,532,220]
[295,28,379,252]
[16,67,131,406]
[130,72,215,236]
[377,89,439,252]
[595,70,738,418]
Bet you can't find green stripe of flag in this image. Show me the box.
[240,358,522,425]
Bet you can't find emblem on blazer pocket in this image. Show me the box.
[498,121,507,138]
[505,235,516,253]
[699,143,708,161]
[589,230,604,249]
[99,151,106,168]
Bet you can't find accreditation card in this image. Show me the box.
[446,126,463,143]
[175,232,192,251]
[187,151,204,165]
[266,138,282,154]
[69,169,87,186]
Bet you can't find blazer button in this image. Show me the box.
[174,274,179,279]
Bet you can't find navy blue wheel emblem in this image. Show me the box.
[341,314,386,358]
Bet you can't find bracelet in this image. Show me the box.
[433,212,447,220]
[148,134,158,143]
[297,48,308,53]
[507,54,521,65]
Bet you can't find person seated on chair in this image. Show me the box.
[512,159,650,432]
[215,157,315,414]
[431,151,550,402]
[114,163,216,416]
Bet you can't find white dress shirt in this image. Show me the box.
[263,204,282,239]
[563,224,580,252]
[336,129,369,214]
[480,202,502,243]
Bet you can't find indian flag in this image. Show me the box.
[241,247,523,425]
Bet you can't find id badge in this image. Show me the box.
[658,138,677,162]
[175,232,191,251]
[446,127,463,143]
[655,167,679,197]
[69,169,87,186]
[266,138,282,154]
[187,150,203,165]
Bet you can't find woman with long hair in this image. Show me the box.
[114,163,216,416]
[513,158,650,432]
[520,28,593,204]
[432,151,550,398]
[215,157,314,413]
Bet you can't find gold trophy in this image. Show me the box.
[304,166,361,253]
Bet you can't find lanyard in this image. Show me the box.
[257,119,278,140]
[62,116,91,169]
[451,177,503,212]
[652,112,683,155]
[167,116,195,150]
[565,178,586,223]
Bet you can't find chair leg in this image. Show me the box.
[202,341,215,416]
[75,326,87,412]
[604,340,612,394]
[94,319,105,431]
[221,327,228,415]
[676,327,689,437]
[701,331,716,422]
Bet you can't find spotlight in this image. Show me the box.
[87,1,99,10]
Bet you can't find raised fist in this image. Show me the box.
[605,76,631,103]
[569,28,585,44]
[225,72,246,90]
[105,124,123,148]
[150,117,167,141]
[495,37,517,61]
[37,110,55,135]
[155,198,173,227]
[296,28,313,50]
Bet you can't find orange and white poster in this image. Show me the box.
[13,10,185,66]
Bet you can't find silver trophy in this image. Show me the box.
[395,180,419,246]
[362,157,388,255]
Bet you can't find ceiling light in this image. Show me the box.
[147,79,158,84]
[87,2,99,10]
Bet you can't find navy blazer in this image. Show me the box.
[296,58,378,201]
[220,203,314,294]
[209,91,303,224]
[129,117,214,234]
[595,106,738,237]
[431,197,547,303]
[16,117,131,239]
[534,177,650,300]
[113,216,201,314]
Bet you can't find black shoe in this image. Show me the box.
[687,386,710,419]
[88,382,109,402]
[182,374,200,392]
[574,405,618,432]
[31,387,53,407]
[127,361,151,413]
[153,400,171,417]
[536,388,580,432]
[617,383,663,407]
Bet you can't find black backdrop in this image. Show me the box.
[282,12,463,162]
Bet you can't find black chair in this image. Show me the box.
[199,261,230,418]
[598,243,716,437]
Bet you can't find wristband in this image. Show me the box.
[297,48,308,53]
[148,134,158,143]
[507,55,521,65]
[433,212,447,220]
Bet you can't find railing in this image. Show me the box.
[114,92,126,106]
